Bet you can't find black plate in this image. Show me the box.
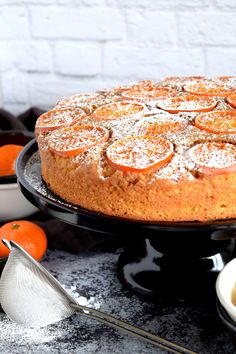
[16,139,236,236]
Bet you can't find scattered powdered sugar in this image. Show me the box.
[65,285,101,310]
[0,315,61,345]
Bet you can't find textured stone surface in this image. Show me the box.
[0,248,234,354]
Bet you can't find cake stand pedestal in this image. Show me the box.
[16,140,236,302]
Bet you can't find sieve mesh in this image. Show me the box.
[0,246,75,328]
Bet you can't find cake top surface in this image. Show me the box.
[35,76,236,183]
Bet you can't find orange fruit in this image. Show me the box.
[189,142,236,175]
[92,101,145,121]
[106,136,174,173]
[35,108,86,134]
[195,110,236,134]
[157,94,218,113]
[0,144,23,176]
[0,220,47,260]
[48,124,110,157]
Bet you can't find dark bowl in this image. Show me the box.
[0,130,35,185]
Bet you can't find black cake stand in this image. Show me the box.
[16,139,236,302]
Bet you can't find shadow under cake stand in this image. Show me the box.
[16,139,236,302]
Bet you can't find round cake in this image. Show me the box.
[35,76,236,222]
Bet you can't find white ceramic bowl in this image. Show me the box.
[216,257,236,323]
[0,182,38,222]
[0,130,38,222]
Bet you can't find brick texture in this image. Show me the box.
[0,0,235,113]
[31,8,125,40]
[55,42,101,76]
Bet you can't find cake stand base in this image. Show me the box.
[117,232,235,303]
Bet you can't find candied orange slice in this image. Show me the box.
[226,92,236,110]
[136,115,187,135]
[161,76,206,84]
[122,86,176,102]
[183,80,234,97]
[213,76,236,87]
[0,144,23,176]
[189,142,236,175]
[35,108,86,133]
[195,110,236,134]
[48,124,110,157]
[92,101,145,121]
[106,136,174,173]
[157,94,218,113]
[56,93,101,109]
[131,80,154,89]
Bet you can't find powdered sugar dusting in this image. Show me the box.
[33,77,236,184]
[156,94,217,112]
[92,101,145,121]
[122,85,176,103]
[195,110,236,134]
[48,125,109,154]
[189,141,236,169]
[106,136,174,171]
[66,285,100,310]
[36,108,86,131]
[184,80,235,96]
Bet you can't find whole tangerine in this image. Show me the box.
[0,220,47,260]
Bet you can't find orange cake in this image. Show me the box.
[35,76,236,222]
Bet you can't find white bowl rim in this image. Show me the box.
[216,257,236,321]
[0,182,19,190]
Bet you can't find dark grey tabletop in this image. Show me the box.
[0,247,234,354]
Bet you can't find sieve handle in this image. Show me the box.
[71,303,197,354]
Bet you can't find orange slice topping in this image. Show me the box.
[136,115,187,135]
[35,108,86,134]
[161,76,206,85]
[189,142,236,175]
[157,94,218,113]
[183,80,234,97]
[106,136,174,173]
[122,86,176,102]
[92,101,145,121]
[226,92,236,110]
[0,144,23,176]
[195,110,236,134]
[213,76,236,88]
[48,124,110,157]
[56,93,101,109]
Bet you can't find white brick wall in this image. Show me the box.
[0,0,235,114]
